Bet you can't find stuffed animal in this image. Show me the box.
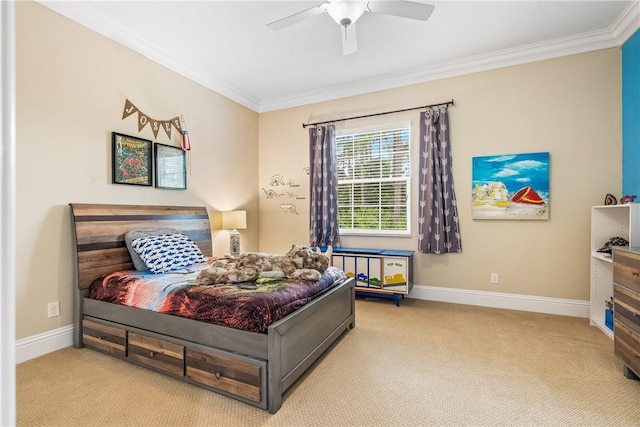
[196,244,329,285]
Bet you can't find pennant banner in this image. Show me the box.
[122,99,182,139]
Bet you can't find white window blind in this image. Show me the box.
[336,126,411,235]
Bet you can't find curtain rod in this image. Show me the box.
[302,99,454,128]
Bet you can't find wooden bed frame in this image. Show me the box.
[69,203,355,413]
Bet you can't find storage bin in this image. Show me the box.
[605,309,614,331]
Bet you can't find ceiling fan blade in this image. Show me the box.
[267,3,328,31]
[341,23,358,56]
[367,0,435,21]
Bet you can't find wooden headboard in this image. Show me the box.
[69,203,212,289]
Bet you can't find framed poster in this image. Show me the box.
[472,152,549,220]
[154,143,186,190]
[112,132,152,186]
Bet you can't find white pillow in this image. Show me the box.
[130,233,207,274]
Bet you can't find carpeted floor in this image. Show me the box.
[17,298,640,426]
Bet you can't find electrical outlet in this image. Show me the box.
[490,273,499,284]
[48,301,60,318]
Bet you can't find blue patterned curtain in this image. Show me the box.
[418,107,462,254]
[309,125,340,247]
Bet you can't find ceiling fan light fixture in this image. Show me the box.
[327,0,366,27]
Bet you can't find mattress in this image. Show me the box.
[89,263,347,333]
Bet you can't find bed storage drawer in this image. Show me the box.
[127,332,185,376]
[82,318,127,357]
[186,347,265,404]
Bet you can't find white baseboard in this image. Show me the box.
[408,284,590,318]
[16,325,73,364]
[14,286,589,363]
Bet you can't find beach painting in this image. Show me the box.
[472,152,549,220]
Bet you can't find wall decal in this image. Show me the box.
[263,188,284,198]
[268,173,300,187]
[264,172,307,214]
[280,203,299,215]
[122,99,182,139]
[287,192,305,199]
[269,174,286,186]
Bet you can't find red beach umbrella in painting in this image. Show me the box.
[511,186,545,205]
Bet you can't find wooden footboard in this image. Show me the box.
[268,278,355,412]
[69,203,355,413]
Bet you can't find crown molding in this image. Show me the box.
[259,1,639,112]
[37,1,639,114]
[613,0,640,44]
[37,1,261,111]
[259,20,633,112]
[259,33,616,112]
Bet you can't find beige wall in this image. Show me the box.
[15,2,259,340]
[259,49,622,302]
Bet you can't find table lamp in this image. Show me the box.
[222,210,247,257]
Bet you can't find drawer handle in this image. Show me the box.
[149,351,155,357]
[215,372,221,379]
[633,272,639,277]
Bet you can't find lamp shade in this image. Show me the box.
[221,210,247,230]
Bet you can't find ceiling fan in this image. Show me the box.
[267,0,435,55]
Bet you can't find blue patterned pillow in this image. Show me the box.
[125,228,179,271]
[130,233,207,274]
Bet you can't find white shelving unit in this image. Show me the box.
[590,204,640,338]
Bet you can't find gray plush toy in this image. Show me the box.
[196,244,329,285]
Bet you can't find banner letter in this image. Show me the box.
[122,99,138,119]
[151,120,161,138]
[171,116,182,133]
[161,121,172,139]
[138,113,149,132]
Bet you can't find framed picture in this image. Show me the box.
[112,132,153,186]
[472,152,549,220]
[154,143,186,190]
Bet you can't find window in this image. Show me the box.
[336,125,411,235]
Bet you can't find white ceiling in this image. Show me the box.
[40,1,639,112]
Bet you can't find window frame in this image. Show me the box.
[335,122,412,237]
